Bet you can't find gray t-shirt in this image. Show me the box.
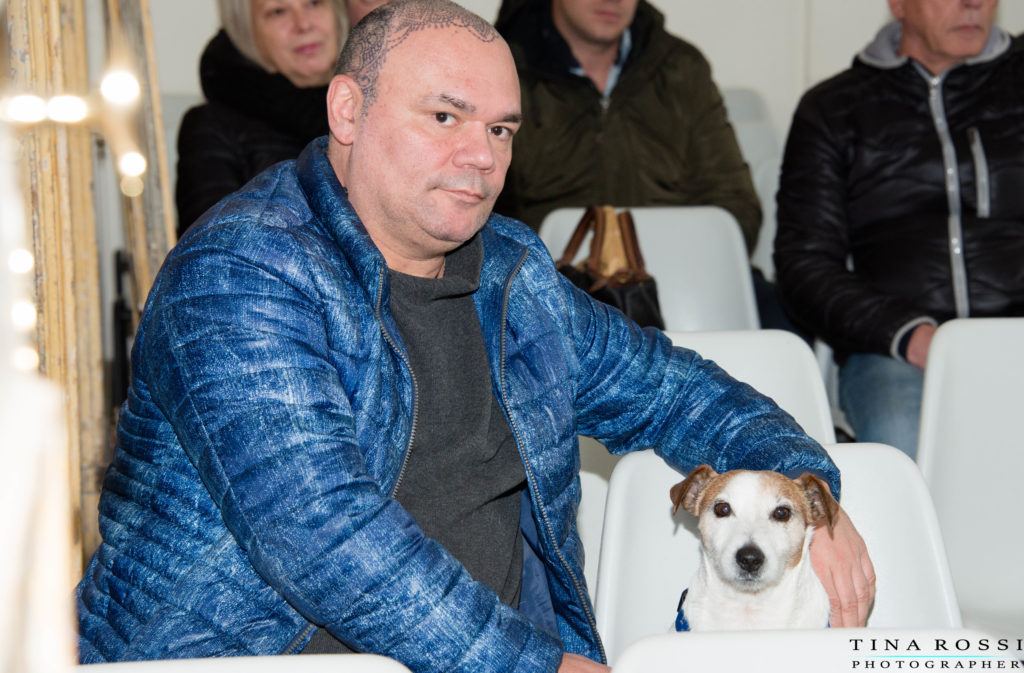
[303,234,526,653]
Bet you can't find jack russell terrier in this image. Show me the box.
[669,465,839,631]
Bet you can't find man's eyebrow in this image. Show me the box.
[429,93,475,112]
[423,94,522,124]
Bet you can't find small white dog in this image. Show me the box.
[669,465,839,631]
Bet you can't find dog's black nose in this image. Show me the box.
[736,545,765,573]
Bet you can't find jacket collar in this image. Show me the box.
[858,20,1011,71]
[496,0,666,82]
[200,30,330,140]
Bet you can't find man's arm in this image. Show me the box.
[145,228,563,672]
[559,278,873,623]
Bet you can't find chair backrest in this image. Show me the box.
[76,654,412,672]
[722,87,781,281]
[916,318,1024,636]
[594,443,960,665]
[539,206,759,331]
[612,629,1011,673]
[575,330,835,601]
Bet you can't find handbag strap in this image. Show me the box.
[617,210,653,281]
[556,206,601,268]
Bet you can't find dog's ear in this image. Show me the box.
[796,473,840,531]
[670,465,717,516]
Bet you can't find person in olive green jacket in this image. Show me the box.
[493,0,761,254]
[494,0,807,337]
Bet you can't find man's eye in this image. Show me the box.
[489,126,513,139]
[434,112,453,124]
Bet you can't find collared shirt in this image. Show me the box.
[569,28,633,101]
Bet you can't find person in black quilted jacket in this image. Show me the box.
[175,0,359,237]
[775,0,1024,458]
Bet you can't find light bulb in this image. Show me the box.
[47,95,88,123]
[11,300,37,329]
[118,151,147,177]
[8,248,34,274]
[12,346,40,372]
[5,94,47,123]
[100,71,141,105]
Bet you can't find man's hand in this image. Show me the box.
[809,505,876,626]
[906,323,937,369]
[558,653,610,672]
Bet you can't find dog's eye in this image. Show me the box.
[772,506,792,522]
[713,502,731,518]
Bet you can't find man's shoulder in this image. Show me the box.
[797,61,889,113]
[174,162,336,274]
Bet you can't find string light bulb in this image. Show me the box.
[4,95,47,123]
[46,95,88,123]
[118,151,146,177]
[100,70,141,105]
[11,299,37,329]
[8,248,34,274]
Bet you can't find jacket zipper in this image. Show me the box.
[496,250,607,665]
[923,68,970,318]
[967,127,991,218]
[374,267,419,497]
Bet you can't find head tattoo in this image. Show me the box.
[335,0,499,113]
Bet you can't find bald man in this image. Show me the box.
[76,1,872,670]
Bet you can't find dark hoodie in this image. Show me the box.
[174,30,330,236]
[493,0,760,251]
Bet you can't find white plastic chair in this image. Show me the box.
[539,206,759,331]
[723,87,782,281]
[76,654,412,672]
[575,329,835,601]
[594,443,960,665]
[917,318,1024,639]
[613,629,1013,673]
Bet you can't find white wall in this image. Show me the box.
[150,0,1024,146]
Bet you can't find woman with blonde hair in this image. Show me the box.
[175,0,347,236]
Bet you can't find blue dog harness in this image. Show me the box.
[674,587,830,631]
[674,589,691,632]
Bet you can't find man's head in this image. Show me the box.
[326,0,521,277]
[345,0,394,29]
[889,0,999,74]
[551,0,639,51]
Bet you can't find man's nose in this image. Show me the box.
[453,124,497,171]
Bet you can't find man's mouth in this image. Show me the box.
[442,188,487,203]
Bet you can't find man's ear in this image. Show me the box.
[327,74,362,146]
[888,0,904,19]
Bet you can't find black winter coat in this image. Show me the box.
[174,31,329,237]
[775,25,1024,360]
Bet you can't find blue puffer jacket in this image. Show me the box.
[76,138,839,670]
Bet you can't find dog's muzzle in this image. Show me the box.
[735,543,765,577]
